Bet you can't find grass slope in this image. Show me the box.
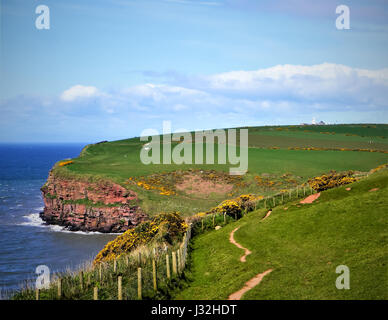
[175,169,388,300]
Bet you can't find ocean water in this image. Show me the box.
[0,144,117,295]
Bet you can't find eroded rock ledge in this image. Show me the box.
[40,172,148,233]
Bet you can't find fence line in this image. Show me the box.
[26,183,312,300]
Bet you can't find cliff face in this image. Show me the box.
[40,172,148,233]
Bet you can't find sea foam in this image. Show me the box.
[19,213,121,235]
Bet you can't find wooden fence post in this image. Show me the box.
[99,263,102,282]
[93,287,98,300]
[118,276,122,300]
[212,214,215,227]
[35,288,40,301]
[273,197,276,207]
[289,190,291,199]
[223,213,226,224]
[166,253,171,279]
[296,187,299,197]
[87,273,91,287]
[201,219,204,231]
[57,278,62,299]
[172,251,177,275]
[281,193,284,204]
[152,259,157,291]
[138,252,141,266]
[137,267,142,300]
[80,271,84,291]
[181,247,185,269]
[177,250,182,273]
[125,256,128,266]
[180,248,183,270]
[303,186,306,196]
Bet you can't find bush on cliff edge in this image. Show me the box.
[94,212,188,264]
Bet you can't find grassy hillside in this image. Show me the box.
[175,168,388,300]
[14,167,386,300]
[52,124,388,216]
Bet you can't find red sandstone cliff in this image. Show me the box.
[40,171,148,233]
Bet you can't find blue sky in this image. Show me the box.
[0,0,387,142]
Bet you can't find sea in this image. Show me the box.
[0,143,117,297]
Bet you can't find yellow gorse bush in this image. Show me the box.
[287,146,388,154]
[193,193,266,219]
[94,212,188,264]
[58,160,74,167]
[216,199,241,216]
[370,163,388,174]
[129,176,177,196]
[308,171,357,192]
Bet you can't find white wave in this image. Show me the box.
[46,224,122,235]
[34,207,44,212]
[18,213,121,235]
[19,213,45,227]
[56,228,122,235]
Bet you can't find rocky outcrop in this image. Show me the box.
[40,172,148,233]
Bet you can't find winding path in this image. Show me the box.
[228,192,322,299]
[262,210,272,220]
[228,269,273,300]
[300,192,321,204]
[229,227,251,262]
[228,226,272,300]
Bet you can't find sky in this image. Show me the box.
[0,0,387,143]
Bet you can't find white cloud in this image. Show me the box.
[124,83,206,100]
[209,63,388,84]
[60,85,100,102]
[50,63,388,133]
[207,62,388,88]
[59,64,388,114]
[163,0,221,6]
[198,63,388,108]
[173,103,189,111]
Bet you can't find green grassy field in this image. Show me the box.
[52,124,388,216]
[174,168,388,300]
[246,124,388,141]
[245,124,388,150]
